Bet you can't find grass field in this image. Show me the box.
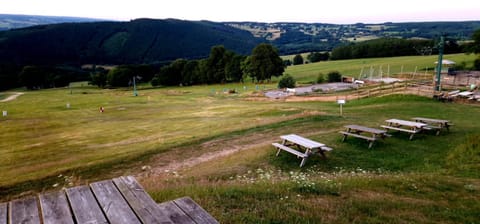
[283,53,477,83]
[1,54,479,223]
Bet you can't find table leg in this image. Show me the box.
[319,151,327,159]
[342,133,348,142]
[409,133,415,140]
[368,141,375,149]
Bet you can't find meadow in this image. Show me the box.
[0,54,479,223]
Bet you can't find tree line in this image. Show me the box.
[330,38,463,60]
[90,43,285,88]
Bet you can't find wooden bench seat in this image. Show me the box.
[272,143,309,167]
[380,125,420,134]
[339,131,376,141]
[272,143,307,158]
[320,146,333,151]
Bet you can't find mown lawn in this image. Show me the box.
[284,53,477,83]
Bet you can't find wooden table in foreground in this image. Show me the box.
[412,117,451,135]
[272,134,332,167]
[340,124,390,149]
[0,176,218,224]
[381,119,427,140]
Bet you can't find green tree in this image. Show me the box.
[182,60,200,85]
[327,71,342,82]
[107,66,135,87]
[470,29,480,54]
[469,29,480,70]
[246,43,284,82]
[293,54,304,65]
[90,68,108,88]
[156,59,187,86]
[225,53,245,82]
[206,45,228,83]
[278,74,296,88]
[307,52,329,63]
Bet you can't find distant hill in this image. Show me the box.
[0,18,262,65]
[0,14,102,31]
[0,15,479,66]
[226,21,480,54]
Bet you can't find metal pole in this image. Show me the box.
[435,36,445,91]
[133,76,138,96]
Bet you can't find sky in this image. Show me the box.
[1,0,479,24]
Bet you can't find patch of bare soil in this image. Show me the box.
[136,125,334,181]
[0,92,24,102]
[136,132,279,180]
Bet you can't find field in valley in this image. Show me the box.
[0,54,479,223]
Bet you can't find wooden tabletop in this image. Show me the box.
[345,125,387,134]
[385,119,427,128]
[1,176,218,224]
[281,134,325,149]
[412,117,449,124]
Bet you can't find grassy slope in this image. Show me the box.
[0,54,479,223]
[146,95,480,223]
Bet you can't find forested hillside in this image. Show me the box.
[228,21,480,54]
[0,18,261,65]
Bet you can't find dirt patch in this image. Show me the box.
[136,125,335,182]
[0,92,24,102]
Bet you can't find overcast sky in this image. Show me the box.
[1,0,479,24]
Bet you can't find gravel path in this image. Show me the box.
[265,83,358,99]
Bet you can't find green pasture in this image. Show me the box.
[1,54,479,223]
[283,53,477,83]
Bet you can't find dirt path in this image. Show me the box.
[0,92,24,102]
[136,129,335,180]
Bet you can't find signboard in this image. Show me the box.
[337,99,346,104]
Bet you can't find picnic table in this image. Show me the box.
[272,134,332,167]
[0,176,218,224]
[381,119,427,140]
[412,117,451,135]
[339,124,390,149]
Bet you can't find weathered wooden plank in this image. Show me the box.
[157,201,195,224]
[272,143,306,158]
[90,180,141,224]
[174,197,219,224]
[0,203,7,224]
[65,185,108,224]
[39,191,74,224]
[113,176,174,224]
[9,196,41,224]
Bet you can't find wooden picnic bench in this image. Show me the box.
[381,119,427,140]
[272,134,332,167]
[0,176,218,224]
[339,124,390,149]
[412,117,451,135]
